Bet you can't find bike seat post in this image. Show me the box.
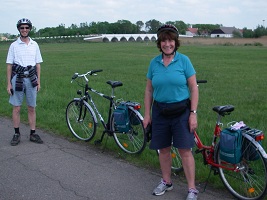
[111,87,115,98]
[216,114,223,126]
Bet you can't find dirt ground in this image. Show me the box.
[180,36,267,46]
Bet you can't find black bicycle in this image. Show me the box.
[66,69,146,154]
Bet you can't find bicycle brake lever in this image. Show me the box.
[71,73,79,82]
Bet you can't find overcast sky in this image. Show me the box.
[1,0,266,35]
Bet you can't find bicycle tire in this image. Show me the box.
[112,108,146,154]
[157,146,183,173]
[66,99,97,141]
[215,138,267,200]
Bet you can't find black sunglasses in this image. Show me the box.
[20,26,30,30]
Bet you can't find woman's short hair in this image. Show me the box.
[156,30,180,52]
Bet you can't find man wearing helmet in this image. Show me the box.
[143,24,199,200]
[6,18,43,146]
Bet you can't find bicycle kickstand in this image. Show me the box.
[201,166,213,193]
[94,130,110,153]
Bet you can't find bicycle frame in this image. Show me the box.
[84,84,115,133]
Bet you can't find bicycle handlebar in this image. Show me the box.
[197,80,207,84]
[71,69,103,82]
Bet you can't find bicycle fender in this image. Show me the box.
[128,106,144,121]
[82,100,98,123]
[242,133,267,159]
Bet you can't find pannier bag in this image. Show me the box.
[113,103,130,133]
[220,128,242,164]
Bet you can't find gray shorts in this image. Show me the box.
[149,102,195,150]
[9,75,37,107]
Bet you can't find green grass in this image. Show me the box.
[1,41,266,188]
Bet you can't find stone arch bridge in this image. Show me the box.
[84,34,191,42]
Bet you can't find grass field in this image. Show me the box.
[0,41,266,188]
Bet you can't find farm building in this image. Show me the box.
[186,28,199,36]
[210,27,242,38]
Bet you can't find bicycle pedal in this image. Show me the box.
[195,149,204,154]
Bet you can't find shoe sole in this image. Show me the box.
[153,186,173,196]
[30,139,43,144]
[11,140,20,146]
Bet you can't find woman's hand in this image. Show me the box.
[189,113,197,133]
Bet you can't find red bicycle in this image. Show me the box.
[157,81,267,200]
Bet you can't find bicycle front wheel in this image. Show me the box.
[66,100,97,141]
[112,108,146,154]
[216,138,267,200]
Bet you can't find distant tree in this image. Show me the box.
[165,20,187,35]
[88,21,107,34]
[136,21,144,33]
[145,19,161,33]
[115,20,136,34]
[38,27,53,37]
[242,28,254,38]
[29,26,37,37]
[254,25,267,38]
[232,30,242,38]
[56,24,67,36]
[88,21,98,34]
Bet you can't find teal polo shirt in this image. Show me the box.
[147,52,196,103]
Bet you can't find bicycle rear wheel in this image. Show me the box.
[66,100,96,141]
[113,108,146,154]
[216,138,267,200]
[157,146,183,173]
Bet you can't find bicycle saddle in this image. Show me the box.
[212,105,235,116]
[106,80,123,88]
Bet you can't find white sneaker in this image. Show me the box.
[152,179,173,196]
[186,188,199,200]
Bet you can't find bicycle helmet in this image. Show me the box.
[17,18,32,29]
[157,24,179,37]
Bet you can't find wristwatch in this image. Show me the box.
[190,110,197,114]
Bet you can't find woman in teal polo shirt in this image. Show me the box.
[143,24,199,200]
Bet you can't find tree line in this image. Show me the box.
[3,19,267,39]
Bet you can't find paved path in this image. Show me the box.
[0,117,234,200]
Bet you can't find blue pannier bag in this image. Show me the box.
[220,128,242,164]
[113,103,130,133]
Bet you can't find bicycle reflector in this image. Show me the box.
[126,101,141,110]
[248,187,255,194]
[134,104,141,110]
[123,143,129,148]
[255,133,264,141]
[171,153,177,158]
